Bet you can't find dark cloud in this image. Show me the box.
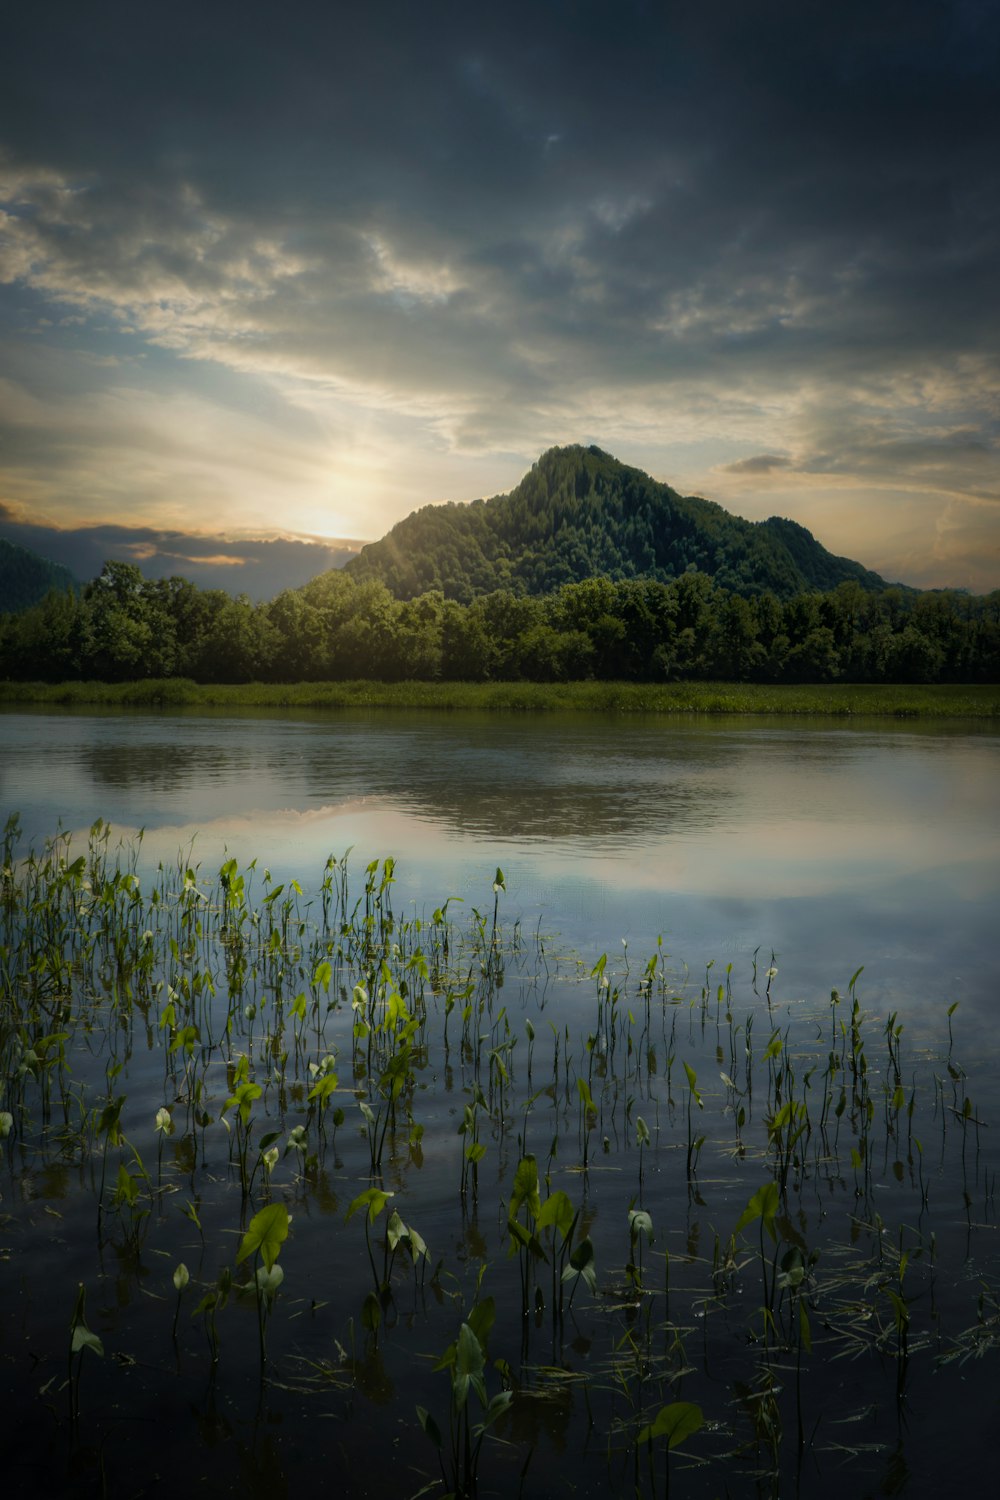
[4,3,995,365]
[0,1,998,589]
[0,508,359,598]
[724,455,792,476]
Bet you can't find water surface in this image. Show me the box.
[3,706,997,1019]
[2,705,999,1499]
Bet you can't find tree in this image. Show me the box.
[786,627,841,682]
[266,591,327,680]
[193,595,278,683]
[708,593,764,679]
[81,562,165,680]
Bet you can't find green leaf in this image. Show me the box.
[562,1236,597,1293]
[466,1297,495,1350]
[69,1284,104,1359]
[536,1189,576,1240]
[236,1202,289,1271]
[97,1095,126,1145]
[307,1071,339,1103]
[113,1161,138,1207]
[507,1218,547,1263]
[885,1288,910,1333]
[71,1323,105,1358]
[417,1405,443,1449]
[386,1209,407,1252]
[225,1079,262,1125]
[454,1321,485,1412]
[509,1154,541,1222]
[628,1208,654,1245]
[637,1401,704,1448]
[734,1181,779,1237]
[482,1390,513,1429]
[255,1263,284,1296]
[346,1186,393,1224]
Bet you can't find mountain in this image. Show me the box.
[343,445,891,601]
[0,537,79,613]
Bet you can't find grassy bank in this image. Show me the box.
[1,677,997,716]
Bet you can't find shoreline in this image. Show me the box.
[1,677,997,716]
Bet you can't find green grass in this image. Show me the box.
[1,677,998,716]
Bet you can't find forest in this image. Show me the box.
[0,537,78,613]
[1,559,997,686]
[343,445,890,601]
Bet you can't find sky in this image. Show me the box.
[1,0,998,597]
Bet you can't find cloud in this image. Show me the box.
[0,2,997,589]
[724,454,793,476]
[0,506,362,598]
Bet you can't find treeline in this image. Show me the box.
[1,560,997,685]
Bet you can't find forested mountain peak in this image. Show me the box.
[0,537,79,614]
[341,446,890,602]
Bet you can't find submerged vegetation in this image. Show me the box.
[1,815,998,1496]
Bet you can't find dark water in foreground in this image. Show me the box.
[0,707,998,1499]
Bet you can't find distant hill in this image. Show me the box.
[342,445,891,601]
[0,537,78,613]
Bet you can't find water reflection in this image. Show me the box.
[7,709,996,852]
[2,706,997,1017]
[78,740,246,791]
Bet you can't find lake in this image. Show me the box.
[1,706,998,1498]
[3,706,998,1010]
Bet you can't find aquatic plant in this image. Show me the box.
[235,1201,290,1374]
[0,821,996,1499]
[418,1304,512,1500]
